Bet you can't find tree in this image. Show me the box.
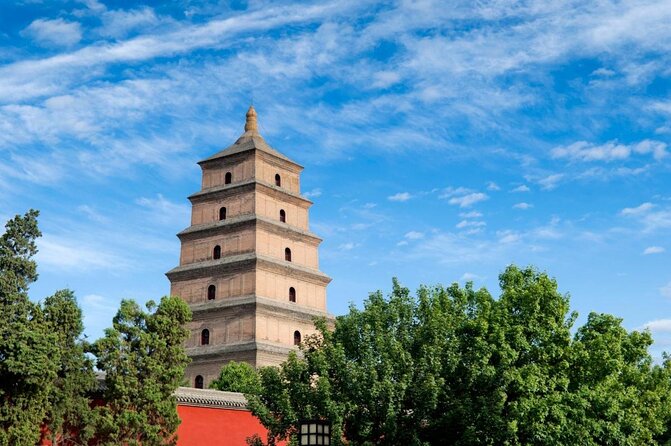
[246,265,671,445]
[92,296,191,446]
[210,361,262,395]
[42,289,97,446]
[565,313,671,445]
[0,210,60,446]
[247,323,348,446]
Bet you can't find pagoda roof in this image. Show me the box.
[199,106,302,168]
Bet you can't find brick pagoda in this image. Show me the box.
[166,106,331,388]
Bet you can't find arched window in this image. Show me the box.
[219,207,227,221]
[195,375,204,389]
[201,329,210,346]
[275,174,281,187]
[285,248,292,262]
[225,172,232,184]
[289,287,296,303]
[213,245,221,259]
[208,285,216,300]
[279,209,286,223]
[294,330,301,346]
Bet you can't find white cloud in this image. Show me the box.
[397,240,409,246]
[513,202,533,210]
[621,202,655,216]
[497,230,520,244]
[22,18,82,48]
[98,7,161,38]
[338,242,357,250]
[537,174,564,190]
[643,319,671,332]
[551,140,667,162]
[456,220,486,229]
[303,188,322,198]
[460,272,481,281]
[37,235,130,272]
[440,187,488,208]
[404,231,424,240]
[388,192,412,202]
[135,194,189,226]
[459,211,482,218]
[486,181,500,191]
[643,246,665,255]
[511,185,530,193]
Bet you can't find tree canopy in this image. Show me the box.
[244,266,671,446]
[0,210,191,446]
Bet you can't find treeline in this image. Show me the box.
[215,269,671,445]
[0,210,191,446]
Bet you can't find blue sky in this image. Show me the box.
[1,0,670,357]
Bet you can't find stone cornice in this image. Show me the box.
[188,179,313,208]
[166,253,331,285]
[186,340,294,360]
[189,294,333,322]
[177,215,323,245]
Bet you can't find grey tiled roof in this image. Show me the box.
[174,387,248,409]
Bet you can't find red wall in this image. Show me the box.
[177,405,285,446]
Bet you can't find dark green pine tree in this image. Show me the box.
[92,296,191,446]
[42,289,98,446]
[0,210,60,446]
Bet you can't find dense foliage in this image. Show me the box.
[91,296,191,446]
[0,211,191,445]
[245,268,671,446]
[211,361,263,395]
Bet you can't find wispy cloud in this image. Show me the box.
[643,246,665,255]
[37,234,131,272]
[513,202,533,210]
[21,18,82,48]
[643,319,671,333]
[440,187,488,208]
[404,231,424,240]
[511,185,530,193]
[621,202,655,216]
[388,192,412,202]
[551,140,667,162]
[486,181,500,191]
[304,188,323,198]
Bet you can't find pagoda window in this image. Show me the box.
[293,330,301,346]
[289,287,296,303]
[225,172,232,184]
[219,207,227,221]
[285,248,292,262]
[213,245,221,259]
[195,375,204,389]
[280,209,286,223]
[275,174,281,187]
[207,285,216,300]
[201,329,210,345]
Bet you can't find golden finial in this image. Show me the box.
[244,105,258,133]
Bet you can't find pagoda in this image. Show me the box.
[166,106,331,388]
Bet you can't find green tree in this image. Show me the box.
[0,210,59,446]
[247,265,671,445]
[92,296,191,446]
[566,313,671,445]
[42,289,97,446]
[210,361,262,395]
[247,322,348,446]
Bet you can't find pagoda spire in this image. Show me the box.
[244,105,258,133]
